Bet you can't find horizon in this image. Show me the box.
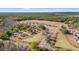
[0,8,79,12]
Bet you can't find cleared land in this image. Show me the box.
[55,31,79,51]
[22,32,42,43]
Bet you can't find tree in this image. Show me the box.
[6,30,13,37]
[0,29,12,40]
[0,32,9,40]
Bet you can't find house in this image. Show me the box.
[73,31,79,41]
[10,31,32,41]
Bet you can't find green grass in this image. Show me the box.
[0,13,66,22]
[0,13,79,23]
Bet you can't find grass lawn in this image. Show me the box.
[55,31,79,51]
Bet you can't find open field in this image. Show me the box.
[66,35,79,48]
[22,32,42,43]
[18,20,64,26]
[55,31,79,51]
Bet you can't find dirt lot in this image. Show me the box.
[55,31,79,51]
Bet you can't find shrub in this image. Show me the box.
[30,42,37,49]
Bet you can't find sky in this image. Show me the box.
[0,8,79,12]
